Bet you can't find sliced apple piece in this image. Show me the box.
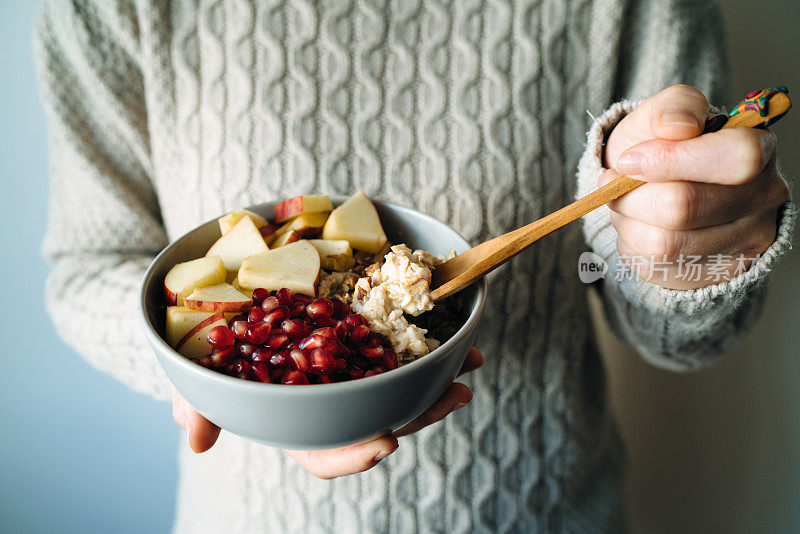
[166,306,218,348]
[184,283,253,312]
[271,229,302,248]
[238,240,321,296]
[321,190,388,254]
[274,211,329,240]
[259,223,281,246]
[164,256,227,306]
[230,276,254,298]
[274,194,333,223]
[175,313,227,359]
[205,215,269,272]
[218,209,269,235]
[308,239,356,271]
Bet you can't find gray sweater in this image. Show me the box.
[35,0,793,532]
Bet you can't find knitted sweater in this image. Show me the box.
[34,1,794,532]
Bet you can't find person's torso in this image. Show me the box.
[137,2,623,532]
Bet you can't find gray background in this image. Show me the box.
[1,1,797,532]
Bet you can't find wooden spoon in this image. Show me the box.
[430,87,792,301]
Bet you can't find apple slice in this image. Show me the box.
[175,313,227,359]
[274,211,329,240]
[205,215,269,272]
[308,239,356,271]
[184,283,253,312]
[218,209,269,235]
[274,194,333,223]
[230,276,254,298]
[166,306,218,347]
[238,240,321,296]
[271,229,302,248]
[321,190,388,253]
[164,256,227,306]
[259,223,281,246]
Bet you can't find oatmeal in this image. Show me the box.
[319,244,456,365]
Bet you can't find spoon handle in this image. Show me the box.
[431,87,792,301]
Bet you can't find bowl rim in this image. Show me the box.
[139,197,488,396]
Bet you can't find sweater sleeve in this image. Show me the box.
[577,0,795,371]
[35,0,171,399]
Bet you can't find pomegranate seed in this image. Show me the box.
[366,332,388,347]
[245,322,271,344]
[276,287,293,306]
[251,347,272,362]
[233,359,251,376]
[288,349,309,372]
[334,321,348,341]
[334,357,347,371]
[238,342,256,359]
[283,371,309,385]
[332,299,350,319]
[344,314,365,327]
[364,369,383,378]
[298,334,326,351]
[248,306,266,323]
[344,363,365,378]
[206,325,235,348]
[264,305,290,325]
[252,288,269,304]
[312,327,337,340]
[252,361,271,382]
[349,325,370,345]
[198,355,213,368]
[231,320,249,340]
[267,333,289,350]
[360,345,385,360]
[312,317,337,328]
[261,296,280,313]
[310,348,336,375]
[228,313,247,325]
[271,367,285,381]
[383,350,398,370]
[280,319,309,339]
[306,298,335,318]
[294,294,313,304]
[318,375,332,384]
[270,351,290,368]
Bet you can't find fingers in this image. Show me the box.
[604,84,710,169]
[612,208,779,263]
[286,435,399,480]
[602,169,787,231]
[615,128,776,185]
[393,382,473,438]
[457,347,484,377]
[646,84,709,140]
[171,386,221,454]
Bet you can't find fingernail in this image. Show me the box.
[455,402,469,410]
[373,449,397,462]
[759,130,776,163]
[616,152,643,175]
[661,108,699,128]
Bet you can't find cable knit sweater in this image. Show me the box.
[34,1,794,532]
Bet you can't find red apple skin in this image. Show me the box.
[259,223,280,244]
[184,298,253,313]
[164,283,179,305]
[274,197,304,223]
[176,312,225,350]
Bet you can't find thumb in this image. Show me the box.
[286,435,399,479]
[643,84,709,141]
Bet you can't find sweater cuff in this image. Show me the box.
[576,99,796,316]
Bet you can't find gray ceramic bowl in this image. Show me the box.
[139,197,487,450]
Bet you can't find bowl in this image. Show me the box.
[139,197,487,450]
